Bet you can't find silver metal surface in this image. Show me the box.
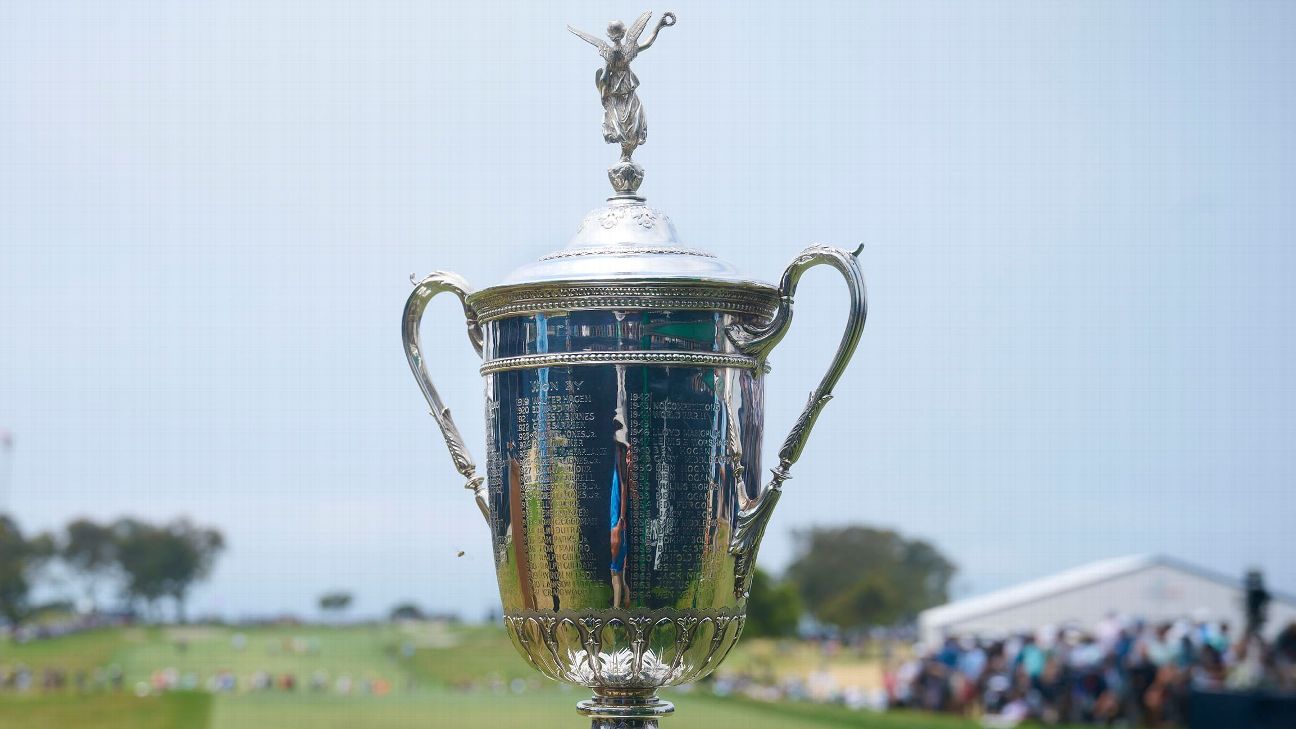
[479,307,763,717]
[494,200,771,290]
[402,272,490,524]
[404,259,866,725]
[469,279,780,323]
[569,11,676,198]
[480,351,759,376]
[727,244,869,594]
[401,12,870,728]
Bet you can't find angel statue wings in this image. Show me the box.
[569,11,676,174]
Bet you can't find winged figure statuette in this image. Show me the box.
[569,11,676,197]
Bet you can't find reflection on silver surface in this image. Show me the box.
[483,311,760,611]
[482,308,762,696]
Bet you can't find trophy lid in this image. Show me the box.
[495,198,767,288]
[469,12,777,319]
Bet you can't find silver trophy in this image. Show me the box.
[403,12,867,728]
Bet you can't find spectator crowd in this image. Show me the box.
[887,616,1296,727]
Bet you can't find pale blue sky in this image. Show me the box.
[2,1,1294,619]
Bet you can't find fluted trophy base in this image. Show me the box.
[578,690,674,729]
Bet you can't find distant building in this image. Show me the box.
[918,554,1296,645]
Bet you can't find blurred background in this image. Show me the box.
[2,1,1295,727]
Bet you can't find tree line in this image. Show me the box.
[744,525,957,638]
[0,513,224,631]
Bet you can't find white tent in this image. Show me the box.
[919,555,1296,645]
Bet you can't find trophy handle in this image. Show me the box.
[402,272,490,525]
[726,244,867,594]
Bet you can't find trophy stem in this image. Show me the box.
[577,690,674,729]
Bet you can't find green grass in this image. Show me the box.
[0,626,142,673]
[696,694,993,728]
[409,624,541,686]
[205,689,903,729]
[113,624,411,686]
[0,692,210,729]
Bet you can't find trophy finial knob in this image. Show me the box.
[568,11,676,200]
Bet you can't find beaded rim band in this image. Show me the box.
[480,350,758,375]
[466,280,780,323]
